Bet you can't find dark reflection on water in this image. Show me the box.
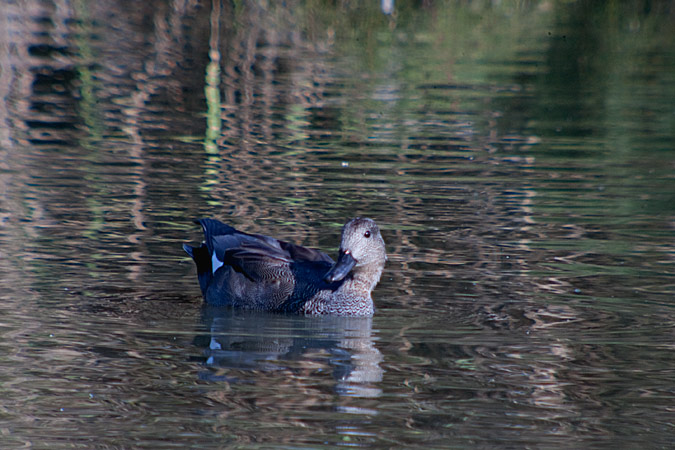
[195,309,382,398]
[1,0,674,448]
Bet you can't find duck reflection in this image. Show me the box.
[194,307,383,398]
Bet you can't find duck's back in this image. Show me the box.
[184,219,336,311]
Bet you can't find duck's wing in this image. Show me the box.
[220,241,293,282]
[226,228,334,267]
[196,218,333,282]
[279,241,334,264]
[223,238,334,282]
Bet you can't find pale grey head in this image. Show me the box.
[324,217,387,286]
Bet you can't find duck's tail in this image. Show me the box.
[185,219,239,297]
[183,242,212,296]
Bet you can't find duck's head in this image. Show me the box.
[324,217,387,283]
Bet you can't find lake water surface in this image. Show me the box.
[1,1,674,448]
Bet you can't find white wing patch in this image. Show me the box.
[212,251,224,274]
[209,337,222,350]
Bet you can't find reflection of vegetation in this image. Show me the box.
[73,0,103,142]
[204,0,222,155]
[203,0,224,195]
[2,0,671,290]
[524,2,675,219]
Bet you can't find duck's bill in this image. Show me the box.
[324,250,357,283]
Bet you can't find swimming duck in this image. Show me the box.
[183,218,386,315]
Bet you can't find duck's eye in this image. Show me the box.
[364,230,371,238]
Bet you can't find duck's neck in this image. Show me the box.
[330,264,383,314]
[356,263,384,290]
[346,265,383,294]
[304,264,382,316]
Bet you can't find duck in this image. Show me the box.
[183,217,386,315]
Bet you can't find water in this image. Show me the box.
[1,1,674,448]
